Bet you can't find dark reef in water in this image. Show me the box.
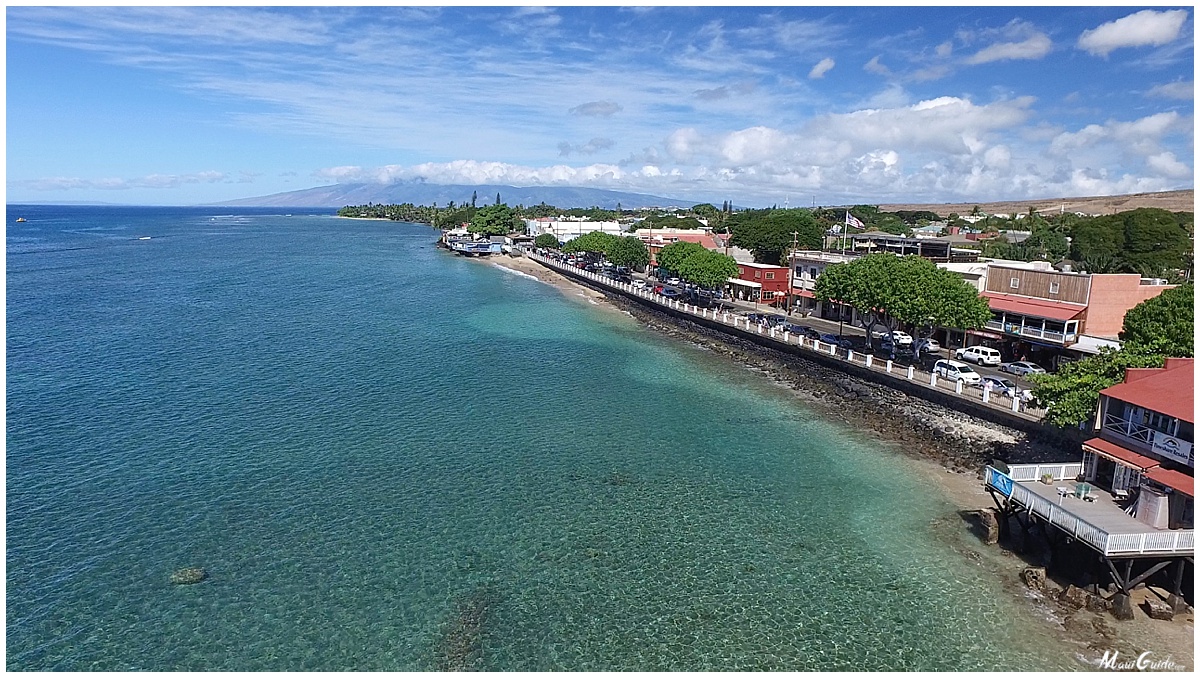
[435,585,497,671]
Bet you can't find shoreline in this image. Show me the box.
[494,252,1193,669]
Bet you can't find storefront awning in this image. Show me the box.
[1144,467,1194,497]
[727,278,762,288]
[983,292,1086,322]
[791,289,815,298]
[1083,437,1161,471]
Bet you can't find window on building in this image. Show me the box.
[1049,281,1060,294]
[1066,321,1078,335]
[754,271,761,279]
[1177,420,1194,443]
[1142,410,1174,435]
[766,272,775,280]
[1010,277,1020,289]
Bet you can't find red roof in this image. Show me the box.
[1101,358,1194,423]
[1083,438,1161,471]
[982,292,1086,321]
[794,290,815,298]
[1144,467,1194,497]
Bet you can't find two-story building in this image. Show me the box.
[970,265,1175,367]
[728,262,790,305]
[788,250,859,319]
[1084,357,1194,530]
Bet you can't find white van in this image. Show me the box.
[934,359,982,385]
[954,345,1002,366]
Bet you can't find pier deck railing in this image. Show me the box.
[525,251,1048,420]
[983,466,1193,557]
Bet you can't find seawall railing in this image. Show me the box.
[526,251,1051,426]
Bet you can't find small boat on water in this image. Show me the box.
[16,217,27,222]
[138,236,152,240]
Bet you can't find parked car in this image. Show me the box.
[954,345,1002,366]
[632,279,647,289]
[764,314,788,327]
[912,338,941,353]
[980,375,1024,399]
[819,333,853,349]
[934,359,982,385]
[879,335,913,355]
[1002,361,1047,376]
[784,324,821,339]
[660,288,682,299]
[666,277,682,286]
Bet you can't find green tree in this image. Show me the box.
[1069,216,1124,273]
[468,204,519,236]
[677,250,739,290]
[1020,224,1069,261]
[728,209,823,264]
[1117,208,1191,278]
[1029,348,1165,427]
[562,230,617,254]
[533,233,560,249]
[814,254,990,345]
[605,235,650,269]
[1118,283,1193,357]
[656,241,707,273]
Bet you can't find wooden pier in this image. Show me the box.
[984,464,1193,618]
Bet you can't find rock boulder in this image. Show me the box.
[170,567,208,585]
[1143,597,1175,621]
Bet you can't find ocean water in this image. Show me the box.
[6,206,1076,671]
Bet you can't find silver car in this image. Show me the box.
[1003,361,1046,376]
[981,375,1023,398]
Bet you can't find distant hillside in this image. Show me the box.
[878,189,1193,217]
[214,182,698,210]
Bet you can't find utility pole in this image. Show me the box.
[788,230,799,315]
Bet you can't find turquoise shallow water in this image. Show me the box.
[6,206,1076,670]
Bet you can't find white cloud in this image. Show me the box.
[863,55,891,76]
[966,33,1052,64]
[11,171,229,191]
[1078,9,1189,57]
[1145,151,1191,179]
[569,100,623,117]
[557,137,614,157]
[808,57,835,79]
[1147,80,1194,100]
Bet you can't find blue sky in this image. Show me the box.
[5,5,1194,207]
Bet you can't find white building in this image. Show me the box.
[524,217,625,241]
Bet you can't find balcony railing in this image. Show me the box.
[984,320,1074,344]
[1102,412,1156,446]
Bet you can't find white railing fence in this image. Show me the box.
[1007,462,1083,482]
[528,253,1050,418]
[985,466,1193,556]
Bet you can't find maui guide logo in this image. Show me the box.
[1095,650,1186,671]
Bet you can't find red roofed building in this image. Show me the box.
[1082,357,1193,529]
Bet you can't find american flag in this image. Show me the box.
[845,212,866,230]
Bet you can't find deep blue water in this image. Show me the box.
[6,205,1075,670]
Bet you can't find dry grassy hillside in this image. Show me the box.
[879,189,1193,217]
